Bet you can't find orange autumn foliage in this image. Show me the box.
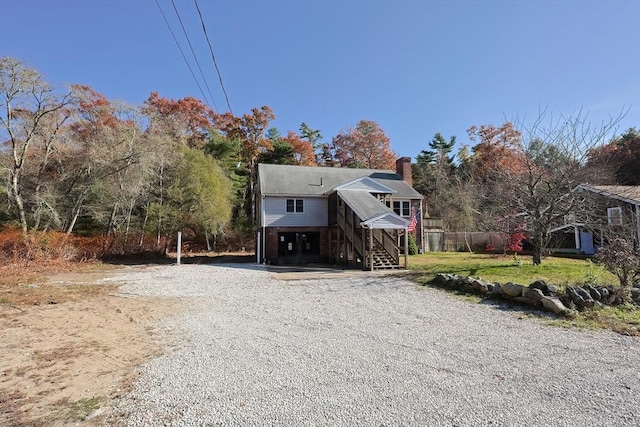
[467,122,525,179]
[213,106,276,164]
[282,131,317,166]
[332,120,396,170]
[70,85,120,140]
[143,92,215,148]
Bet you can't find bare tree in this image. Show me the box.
[509,110,624,264]
[0,57,73,232]
[60,89,145,236]
[466,111,624,264]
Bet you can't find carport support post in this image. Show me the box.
[404,230,409,269]
[337,228,341,265]
[369,228,374,271]
[177,231,182,265]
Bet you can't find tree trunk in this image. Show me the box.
[11,172,28,233]
[205,231,211,252]
[157,164,164,249]
[65,208,81,237]
[33,119,67,231]
[107,202,118,236]
[65,191,89,236]
[532,233,543,265]
[464,231,472,253]
[124,199,134,248]
[139,206,149,248]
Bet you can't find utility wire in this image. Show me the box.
[170,0,219,112]
[194,0,233,114]
[153,0,213,109]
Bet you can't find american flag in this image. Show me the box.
[407,210,419,232]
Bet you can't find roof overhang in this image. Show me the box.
[361,213,410,229]
[549,223,585,233]
[261,193,326,198]
[326,176,397,196]
[576,184,640,206]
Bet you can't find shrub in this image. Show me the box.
[483,243,496,252]
[506,232,525,253]
[0,227,166,265]
[408,233,419,255]
[0,228,78,264]
[594,238,640,302]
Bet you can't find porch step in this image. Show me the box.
[370,243,399,269]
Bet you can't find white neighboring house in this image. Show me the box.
[255,158,424,269]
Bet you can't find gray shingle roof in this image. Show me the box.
[258,164,422,198]
[337,189,393,222]
[579,185,640,205]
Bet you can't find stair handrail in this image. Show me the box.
[372,229,400,265]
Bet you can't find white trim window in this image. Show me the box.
[392,200,411,217]
[286,198,304,213]
[607,207,623,226]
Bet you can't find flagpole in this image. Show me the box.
[419,199,424,254]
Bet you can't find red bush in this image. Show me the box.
[506,232,525,253]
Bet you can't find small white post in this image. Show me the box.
[177,231,182,265]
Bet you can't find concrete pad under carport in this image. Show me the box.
[266,264,402,281]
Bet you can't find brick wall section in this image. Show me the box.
[395,157,413,187]
[265,228,279,263]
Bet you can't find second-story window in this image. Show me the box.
[393,201,411,217]
[286,198,304,213]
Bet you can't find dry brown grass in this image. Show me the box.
[0,245,181,426]
[0,261,116,307]
[0,226,252,424]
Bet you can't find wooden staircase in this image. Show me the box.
[368,240,398,269]
[335,192,404,270]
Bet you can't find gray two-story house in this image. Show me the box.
[256,158,423,269]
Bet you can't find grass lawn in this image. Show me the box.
[408,252,617,286]
[405,252,640,336]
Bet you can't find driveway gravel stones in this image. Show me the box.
[106,264,639,426]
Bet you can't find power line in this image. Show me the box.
[193,0,233,114]
[169,0,219,112]
[153,0,213,109]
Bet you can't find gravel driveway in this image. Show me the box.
[106,264,639,426]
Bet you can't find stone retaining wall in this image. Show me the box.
[429,274,640,316]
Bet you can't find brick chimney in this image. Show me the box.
[395,157,413,187]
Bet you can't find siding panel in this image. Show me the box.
[264,197,328,227]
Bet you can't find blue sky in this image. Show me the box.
[1,0,639,159]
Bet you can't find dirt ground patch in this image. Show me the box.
[0,264,183,426]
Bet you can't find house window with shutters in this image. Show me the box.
[607,207,622,225]
[286,198,304,213]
